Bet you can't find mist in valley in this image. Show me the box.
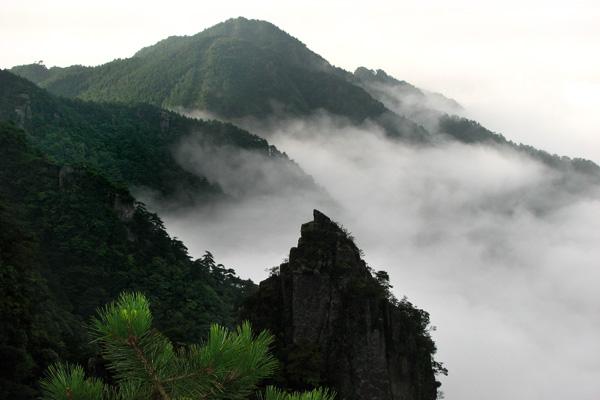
[140,105,600,400]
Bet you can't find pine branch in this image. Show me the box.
[127,334,171,400]
[40,292,335,400]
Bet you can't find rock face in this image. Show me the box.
[243,210,441,400]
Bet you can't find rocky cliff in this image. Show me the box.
[243,210,442,400]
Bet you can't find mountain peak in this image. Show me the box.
[312,208,332,225]
[290,210,367,276]
[242,212,441,399]
[197,17,332,71]
[206,16,283,34]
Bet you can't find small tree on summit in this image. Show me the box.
[40,292,334,400]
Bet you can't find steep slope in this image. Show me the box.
[0,70,318,203]
[0,122,255,398]
[10,18,427,139]
[242,210,443,400]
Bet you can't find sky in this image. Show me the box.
[1,0,599,163]
[3,1,600,399]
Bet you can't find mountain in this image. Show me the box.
[242,210,444,400]
[9,18,378,120]
[352,67,600,180]
[0,121,255,398]
[0,70,318,203]
[12,18,600,175]
[10,17,428,140]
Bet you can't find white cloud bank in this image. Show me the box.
[148,112,600,400]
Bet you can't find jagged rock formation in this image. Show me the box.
[243,210,441,400]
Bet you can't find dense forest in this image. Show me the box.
[9,18,383,121]
[0,122,255,398]
[0,70,316,203]
[10,18,426,139]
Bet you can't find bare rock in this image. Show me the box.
[243,210,441,400]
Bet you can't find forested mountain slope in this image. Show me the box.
[12,17,600,176]
[0,70,317,203]
[9,18,380,120]
[0,122,254,399]
[10,18,427,139]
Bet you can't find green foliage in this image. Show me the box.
[10,18,385,121]
[260,386,336,400]
[40,293,333,400]
[395,296,448,378]
[40,364,106,400]
[0,70,297,200]
[87,292,277,399]
[0,122,256,398]
[92,292,153,340]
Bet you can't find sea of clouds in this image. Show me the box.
[142,102,600,400]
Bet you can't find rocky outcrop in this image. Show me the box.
[14,93,32,128]
[243,210,441,400]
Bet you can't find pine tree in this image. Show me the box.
[40,292,335,400]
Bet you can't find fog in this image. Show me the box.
[175,131,319,199]
[143,109,600,400]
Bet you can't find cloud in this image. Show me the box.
[174,131,317,198]
[352,71,464,132]
[141,111,600,400]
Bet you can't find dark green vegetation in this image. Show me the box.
[0,122,255,399]
[243,211,444,400]
[41,292,335,400]
[12,17,600,175]
[10,18,427,139]
[9,19,381,120]
[0,70,315,202]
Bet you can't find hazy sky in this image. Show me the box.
[1,0,599,163]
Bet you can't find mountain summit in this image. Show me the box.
[135,17,332,73]
[11,18,389,122]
